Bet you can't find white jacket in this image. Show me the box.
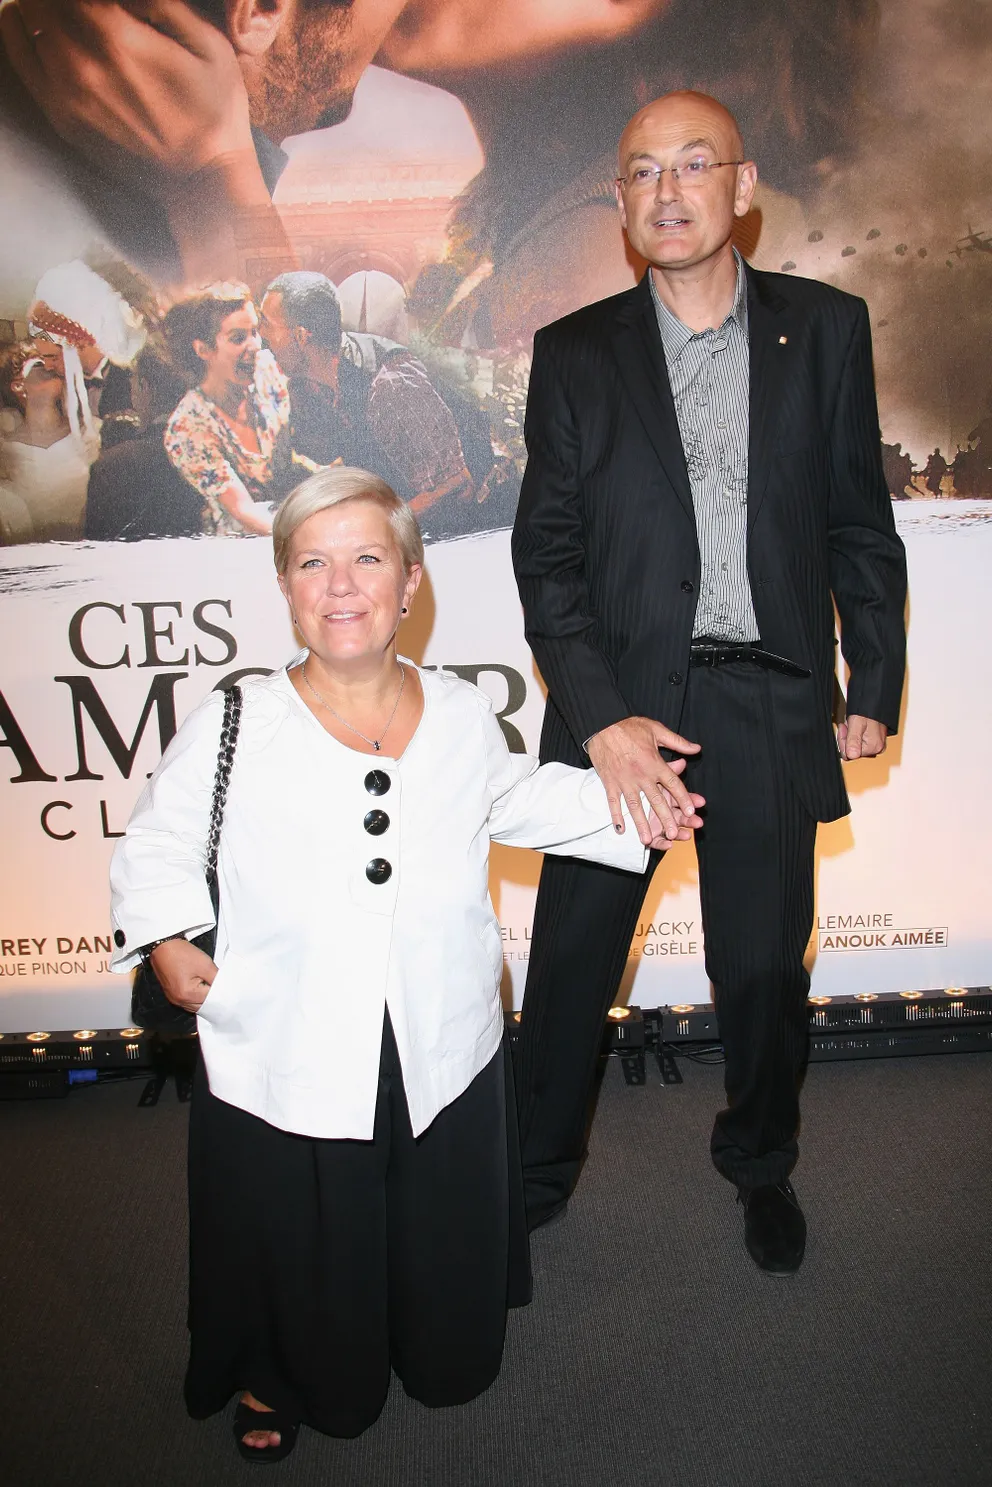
[110,661,647,1139]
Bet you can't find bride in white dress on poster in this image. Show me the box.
[0,342,98,544]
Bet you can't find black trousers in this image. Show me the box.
[185,1014,531,1437]
[516,661,817,1222]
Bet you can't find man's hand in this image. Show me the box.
[1,0,253,182]
[587,716,702,847]
[148,936,216,1014]
[837,715,888,760]
[408,466,474,515]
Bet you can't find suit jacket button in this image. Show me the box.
[681,580,694,593]
[668,671,684,686]
[364,809,390,836]
[366,858,392,884]
[364,769,391,796]
[113,929,126,948]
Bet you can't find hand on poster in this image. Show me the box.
[0,0,290,283]
[149,936,217,1014]
[212,480,275,535]
[837,715,888,760]
[408,464,474,516]
[1,0,252,180]
[587,719,704,847]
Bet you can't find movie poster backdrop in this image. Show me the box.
[0,0,989,1030]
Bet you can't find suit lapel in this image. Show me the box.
[610,277,694,522]
[746,266,795,534]
[610,267,800,530]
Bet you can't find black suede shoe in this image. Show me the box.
[738,1180,807,1274]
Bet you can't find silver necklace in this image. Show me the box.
[301,660,406,752]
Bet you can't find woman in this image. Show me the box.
[0,340,98,543]
[109,466,703,1463]
[163,284,292,536]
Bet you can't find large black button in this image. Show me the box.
[681,579,694,593]
[668,671,684,686]
[113,928,126,948]
[364,769,391,796]
[364,809,390,836]
[366,858,392,884]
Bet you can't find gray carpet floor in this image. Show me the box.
[2,1051,990,1487]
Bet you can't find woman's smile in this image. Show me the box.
[281,500,420,668]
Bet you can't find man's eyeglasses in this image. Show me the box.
[616,160,745,194]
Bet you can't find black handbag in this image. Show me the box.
[130,684,243,1035]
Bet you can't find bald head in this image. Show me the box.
[614,90,756,294]
[619,91,744,174]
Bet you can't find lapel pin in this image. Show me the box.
[778,335,788,345]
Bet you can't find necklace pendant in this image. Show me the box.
[373,741,380,751]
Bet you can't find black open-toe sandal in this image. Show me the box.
[233,1399,300,1465]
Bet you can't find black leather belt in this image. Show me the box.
[688,640,811,679]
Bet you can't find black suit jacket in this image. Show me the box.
[511,266,908,823]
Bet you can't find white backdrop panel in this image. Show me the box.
[0,501,988,1032]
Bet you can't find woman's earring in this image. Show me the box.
[401,606,408,615]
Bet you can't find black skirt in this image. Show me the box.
[184,1013,531,1437]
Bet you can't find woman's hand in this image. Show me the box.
[149,937,217,1014]
[217,481,275,535]
[1,1,297,284]
[1,0,253,182]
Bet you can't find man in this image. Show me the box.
[511,92,907,1272]
[923,448,948,498]
[85,346,202,540]
[881,441,914,500]
[259,270,473,526]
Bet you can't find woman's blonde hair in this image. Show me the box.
[272,466,424,576]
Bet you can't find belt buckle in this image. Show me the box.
[691,643,720,668]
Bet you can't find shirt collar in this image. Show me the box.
[650,249,748,361]
[251,126,289,195]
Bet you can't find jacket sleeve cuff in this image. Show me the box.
[845,676,903,736]
[109,884,216,973]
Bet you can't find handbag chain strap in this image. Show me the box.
[205,685,243,881]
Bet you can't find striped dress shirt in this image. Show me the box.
[650,253,759,642]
